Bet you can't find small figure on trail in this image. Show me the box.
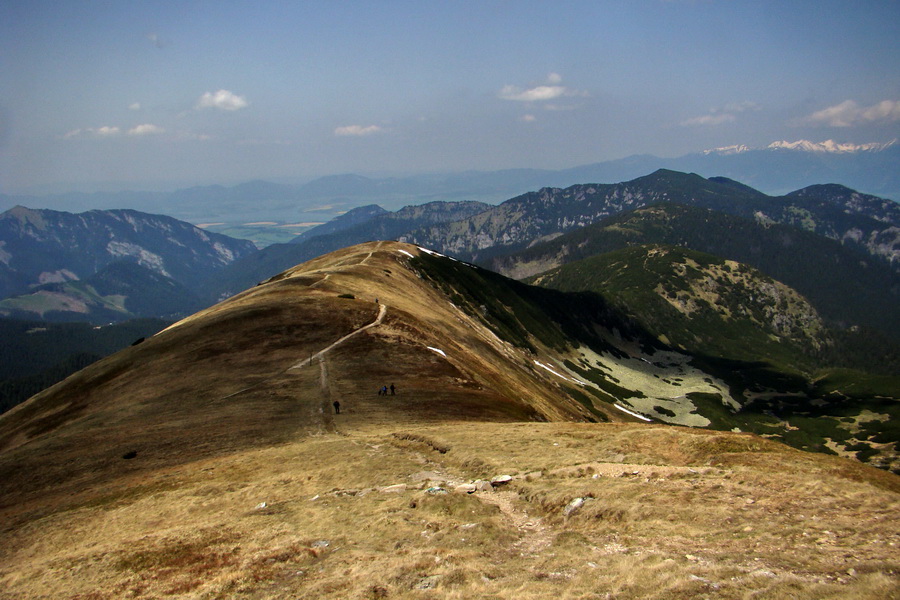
[375,298,379,304]
[333,400,341,414]
[381,385,388,396]
[390,383,395,395]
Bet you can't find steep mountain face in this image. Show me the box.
[207,200,490,300]
[402,170,899,269]
[0,206,257,302]
[1,241,897,598]
[488,203,900,340]
[529,245,830,371]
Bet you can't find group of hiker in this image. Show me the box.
[333,383,396,414]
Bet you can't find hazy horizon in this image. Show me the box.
[3,1,899,195]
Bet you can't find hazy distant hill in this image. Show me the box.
[0,206,256,321]
[3,139,895,225]
[0,261,204,323]
[207,200,490,300]
[290,204,389,243]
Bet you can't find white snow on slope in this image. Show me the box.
[614,403,652,422]
[427,346,447,357]
[534,360,586,385]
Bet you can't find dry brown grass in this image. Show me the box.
[1,242,898,599]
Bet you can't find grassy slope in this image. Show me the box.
[1,242,898,599]
[527,244,900,470]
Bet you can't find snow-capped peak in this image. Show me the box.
[766,139,896,153]
[702,144,751,156]
[702,139,896,156]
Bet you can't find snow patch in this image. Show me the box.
[37,269,79,285]
[106,241,170,277]
[614,403,652,422]
[398,249,415,258]
[417,246,459,262]
[427,346,447,357]
[534,360,586,385]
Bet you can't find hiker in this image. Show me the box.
[390,383,395,395]
[333,400,340,414]
[381,385,388,396]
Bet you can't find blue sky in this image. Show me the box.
[1,0,898,193]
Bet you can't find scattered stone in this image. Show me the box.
[473,480,493,492]
[563,497,586,517]
[311,540,329,548]
[490,474,513,486]
[689,574,721,590]
[381,484,407,493]
[454,484,477,494]
[426,486,448,495]
[310,495,320,501]
[416,575,439,590]
[411,471,447,483]
[254,502,268,510]
[743,526,753,532]
[750,569,776,578]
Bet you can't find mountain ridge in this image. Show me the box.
[0,241,897,598]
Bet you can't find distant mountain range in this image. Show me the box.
[404,170,899,269]
[2,139,897,225]
[0,206,256,321]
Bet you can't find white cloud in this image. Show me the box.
[94,126,121,137]
[500,84,567,102]
[681,101,759,127]
[519,114,536,122]
[127,123,165,136]
[802,99,900,127]
[334,124,383,136]
[62,126,122,139]
[129,102,141,111]
[196,89,249,111]
[498,74,587,103]
[681,113,736,127]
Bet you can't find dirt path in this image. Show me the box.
[217,303,387,402]
[359,241,383,265]
[477,490,554,555]
[319,358,335,433]
[288,303,387,371]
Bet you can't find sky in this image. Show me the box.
[1,0,899,194]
